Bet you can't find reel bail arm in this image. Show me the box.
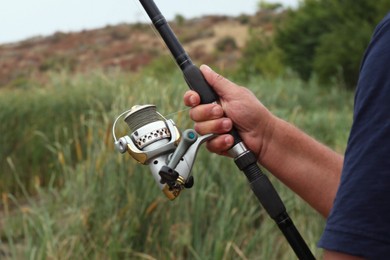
[113,104,213,200]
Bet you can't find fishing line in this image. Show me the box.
[130,0,184,73]
[162,107,191,119]
[128,0,192,125]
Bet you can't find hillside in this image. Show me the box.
[0,12,279,88]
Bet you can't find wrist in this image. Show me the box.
[257,113,279,164]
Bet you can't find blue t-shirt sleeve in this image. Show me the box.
[318,13,390,258]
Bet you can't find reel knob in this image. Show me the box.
[159,165,179,185]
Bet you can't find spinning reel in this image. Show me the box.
[112,104,213,200]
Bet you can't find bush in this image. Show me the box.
[237,29,285,79]
[313,21,374,88]
[174,14,186,26]
[39,55,77,72]
[275,0,390,88]
[237,14,250,25]
[215,36,238,52]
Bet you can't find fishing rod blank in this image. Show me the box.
[138,0,315,258]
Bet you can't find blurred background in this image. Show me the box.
[0,0,298,44]
[1,0,389,259]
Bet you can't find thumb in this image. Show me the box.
[200,65,238,98]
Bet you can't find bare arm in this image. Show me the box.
[261,116,343,217]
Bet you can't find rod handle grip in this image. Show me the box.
[183,64,219,104]
[183,64,243,146]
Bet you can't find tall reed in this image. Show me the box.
[1,69,353,259]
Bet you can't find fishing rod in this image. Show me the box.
[113,0,315,258]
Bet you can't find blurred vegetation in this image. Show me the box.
[236,29,285,80]
[237,0,390,86]
[274,0,390,88]
[0,71,120,196]
[1,68,352,259]
[39,55,77,72]
[257,0,283,12]
[215,36,238,53]
[174,14,186,26]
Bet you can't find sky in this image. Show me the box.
[0,0,298,44]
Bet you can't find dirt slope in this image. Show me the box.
[0,11,282,88]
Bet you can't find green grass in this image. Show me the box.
[0,69,353,259]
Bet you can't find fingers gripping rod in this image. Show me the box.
[138,1,315,259]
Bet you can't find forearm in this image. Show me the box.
[259,116,343,217]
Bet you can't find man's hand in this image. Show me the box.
[183,65,275,160]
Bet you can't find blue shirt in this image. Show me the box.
[318,13,390,258]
